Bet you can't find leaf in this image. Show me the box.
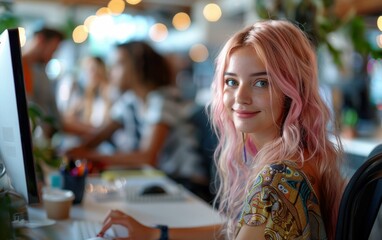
[325,42,343,68]
[255,0,274,19]
[0,13,20,34]
[253,0,377,65]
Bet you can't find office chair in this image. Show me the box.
[335,144,382,240]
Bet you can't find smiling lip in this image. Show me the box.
[233,109,260,118]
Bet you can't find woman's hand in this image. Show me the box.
[66,147,99,161]
[98,210,160,240]
[66,146,86,157]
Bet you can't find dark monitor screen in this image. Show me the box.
[0,28,40,204]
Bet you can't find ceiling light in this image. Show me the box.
[173,12,191,31]
[96,7,111,16]
[377,16,382,32]
[72,25,88,44]
[203,3,222,22]
[189,43,209,62]
[108,0,125,15]
[18,27,26,47]
[126,0,142,5]
[377,34,382,48]
[149,23,168,42]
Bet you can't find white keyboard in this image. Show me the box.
[72,220,116,240]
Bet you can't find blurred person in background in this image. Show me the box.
[22,27,92,139]
[67,41,209,198]
[64,56,113,129]
[56,56,114,153]
[22,27,65,136]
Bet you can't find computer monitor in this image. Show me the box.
[0,28,40,204]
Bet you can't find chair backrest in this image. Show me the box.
[335,144,382,240]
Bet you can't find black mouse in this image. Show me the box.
[140,184,167,195]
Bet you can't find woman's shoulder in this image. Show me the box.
[147,87,194,115]
[255,161,304,182]
[113,90,138,105]
[239,161,326,239]
[249,161,319,202]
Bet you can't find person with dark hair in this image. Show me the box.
[22,27,65,135]
[68,41,207,187]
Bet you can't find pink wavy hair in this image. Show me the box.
[209,20,345,239]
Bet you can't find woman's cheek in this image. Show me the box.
[222,92,229,108]
[223,91,234,119]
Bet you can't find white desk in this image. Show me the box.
[18,175,223,240]
[341,137,381,157]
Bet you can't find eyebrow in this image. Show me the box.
[224,71,268,77]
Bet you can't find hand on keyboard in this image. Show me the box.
[72,220,115,240]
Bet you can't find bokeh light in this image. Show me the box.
[377,34,382,48]
[189,43,209,62]
[18,27,26,47]
[72,25,88,43]
[96,7,111,16]
[378,16,382,31]
[149,23,168,42]
[203,3,222,22]
[108,0,125,15]
[126,0,142,5]
[172,12,191,31]
[84,15,97,29]
[46,59,62,80]
[87,14,114,38]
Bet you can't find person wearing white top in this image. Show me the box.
[67,41,208,190]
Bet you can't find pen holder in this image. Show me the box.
[60,158,88,204]
[62,172,86,204]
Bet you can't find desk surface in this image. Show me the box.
[20,175,224,239]
[341,137,381,157]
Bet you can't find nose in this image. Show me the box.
[236,84,252,104]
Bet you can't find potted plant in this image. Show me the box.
[0,2,19,34]
[255,0,382,137]
[28,103,62,184]
[255,0,382,66]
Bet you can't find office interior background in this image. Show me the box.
[1,0,382,171]
[1,1,382,239]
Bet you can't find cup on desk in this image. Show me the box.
[42,188,74,220]
[61,158,88,204]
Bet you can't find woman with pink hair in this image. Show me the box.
[98,19,345,240]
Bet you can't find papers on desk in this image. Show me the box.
[100,168,165,181]
[86,169,187,203]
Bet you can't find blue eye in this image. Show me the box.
[225,79,238,87]
[254,79,268,88]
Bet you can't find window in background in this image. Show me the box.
[87,14,154,56]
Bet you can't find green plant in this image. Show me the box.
[255,0,382,66]
[0,2,20,34]
[28,103,62,182]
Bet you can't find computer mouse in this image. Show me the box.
[140,184,167,195]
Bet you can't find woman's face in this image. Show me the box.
[85,60,105,86]
[109,48,135,92]
[223,46,285,144]
[38,37,61,64]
